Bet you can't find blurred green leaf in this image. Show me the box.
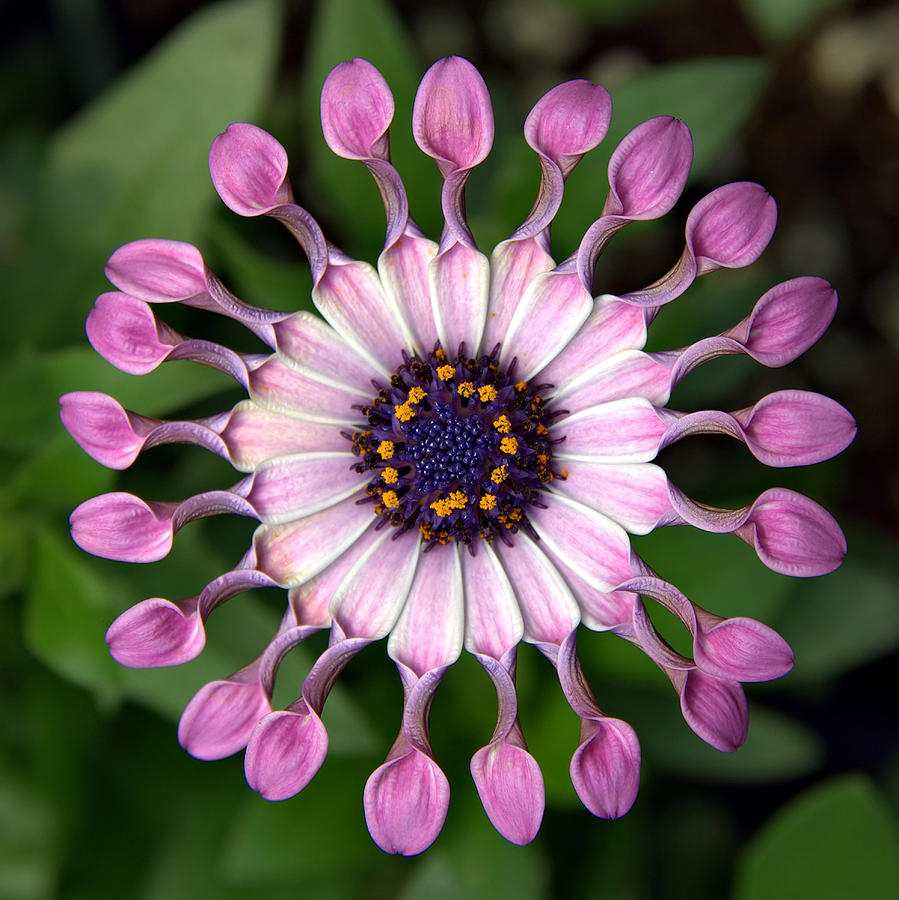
[773,544,899,685]
[553,58,771,254]
[7,0,281,349]
[734,774,899,900]
[740,0,849,45]
[561,0,670,26]
[303,0,442,260]
[0,513,29,600]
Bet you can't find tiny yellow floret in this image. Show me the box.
[457,381,475,398]
[394,402,416,422]
[515,380,527,392]
[377,440,394,459]
[382,467,399,484]
[430,498,451,517]
[479,494,497,510]
[407,386,426,403]
[448,490,468,509]
[490,465,508,484]
[492,415,511,434]
[382,491,399,508]
[500,436,519,455]
[477,385,498,403]
[436,364,456,381]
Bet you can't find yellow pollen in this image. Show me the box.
[490,465,508,484]
[382,467,399,484]
[407,386,426,403]
[377,440,394,459]
[394,402,416,422]
[448,490,468,509]
[477,385,498,403]
[493,415,511,434]
[500,436,519,455]
[515,380,527,392]
[435,348,447,362]
[430,498,451,517]
[457,381,475,398]
[535,423,548,435]
[436,364,456,381]
[479,494,497,510]
[382,491,399,508]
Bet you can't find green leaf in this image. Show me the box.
[7,0,281,350]
[734,775,899,900]
[740,0,850,45]
[553,58,772,254]
[302,0,442,260]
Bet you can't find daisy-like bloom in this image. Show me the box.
[62,57,855,854]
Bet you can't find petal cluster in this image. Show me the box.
[62,57,854,855]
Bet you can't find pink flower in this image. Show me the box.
[62,57,854,855]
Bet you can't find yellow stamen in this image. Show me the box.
[492,415,511,434]
[377,440,394,459]
[430,498,452,517]
[447,490,468,509]
[457,381,475,398]
[535,423,548,435]
[515,380,527,392]
[500,436,519,455]
[382,467,399,484]
[479,494,497,511]
[477,385,498,403]
[382,491,399,509]
[436,364,456,381]
[394,402,416,422]
[435,348,447,362]
[407,386,426,403]
[491,465,508,484]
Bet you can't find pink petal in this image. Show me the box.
[321,58,393,161]
[686,182,777,273]
[246,452,363,523]
[556,398,667,464]
[430,241,490,355]
[679,670,748,752]
[604,116,693,219]
[208,123,292,216]
[364,749,450,855]
[733,390,856,467]
[388,543,464,676]
[87,292,176,374]
[471,740,545,845]
[694,616,794,682]
[106,597,204,668]
[570,717,641,818]
[60,392,147,470]
[556,460,672,535]
[461,543,523,659]
[105,239,207,302]
[524,80,611,176]
[413,56,493,174]
[737,488,847,576]
[244,706,328,800]
[178,679,271,760]
[70,492,174,562]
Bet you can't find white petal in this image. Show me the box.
[461,542,523,659]
[556,398,667,463]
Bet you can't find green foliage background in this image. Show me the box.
[1,0,897,897]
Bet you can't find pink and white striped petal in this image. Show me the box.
[106,596,204,668]
[388,543,464,677]
[378,235,440,353]
[556,398,668,464]
[209,123,292,216]
[461,543,524,659]
[552,350,672,412]
[555,461,673,534]
[430,242,490,355]
[245,452,362,523]
[252,495,373,587]
[321,58,393,161]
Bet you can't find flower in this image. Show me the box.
[61,57,855,855]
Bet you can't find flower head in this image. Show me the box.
[62,57,854,855]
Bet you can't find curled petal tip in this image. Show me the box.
[605,116,693,219]
[413,56,494,173]
[680,671,748,752]
[471,741,545,845]
[695,617,794,682]
[87,293,174,375]
[209,123,292,216]
[687,182,777,271]
[570,718,641,819]
[104,239,206,303]
[524,79,611,176]
[321,58,394,160]
[364,750,449,856]
[59,392,145,470]
[105,597,204,668]
[244,707,328,800]
[70,492,173,562]
[178,679,271,760]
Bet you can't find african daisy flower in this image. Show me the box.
[61,57,855,855]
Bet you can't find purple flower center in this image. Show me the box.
[348,345,563,547]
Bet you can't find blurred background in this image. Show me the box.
[1,0,897,897]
